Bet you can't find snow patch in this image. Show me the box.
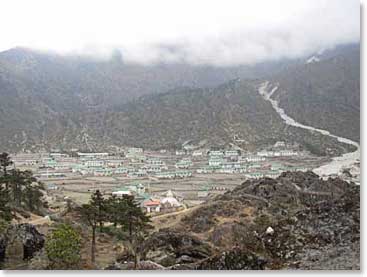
[306,56,320,64]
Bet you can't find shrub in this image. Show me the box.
[45,224,82,269]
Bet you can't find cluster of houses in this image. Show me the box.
[155,170,192,179]
[193,142,306,178]
[12,141,307,180]
[197,153,306,177]
[175,158,193,169]
[256,149,298,157]
[111,183,183,214]
[12,147,195,180]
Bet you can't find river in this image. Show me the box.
[258,82,360,179]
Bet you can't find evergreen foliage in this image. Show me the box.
[45,224,82,269]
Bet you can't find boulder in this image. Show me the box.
[265,227,274,235]
[105,260,166,270]
[197,248,267,270]
[142,229,214,267]
[1,224,45,261]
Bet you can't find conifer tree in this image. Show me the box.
[90,190,106,232]
[122,195,152,242]
[79,203,99,263]
[0,152,13,191]
[0,185,12,222]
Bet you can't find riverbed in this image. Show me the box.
[258,82,360,179]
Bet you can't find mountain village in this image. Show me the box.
[7,140,324,216]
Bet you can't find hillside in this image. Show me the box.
[0,47,290,152]
[271,44,360,142]
[139,171,360,270]
[0,44,359,154]
[100,79,353,156]
[1,172,359,270]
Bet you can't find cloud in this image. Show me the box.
[0,0,360,66]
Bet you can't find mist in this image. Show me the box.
[0,0,360,66]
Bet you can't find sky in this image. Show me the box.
[0,0,360,66]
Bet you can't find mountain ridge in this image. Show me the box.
[0,44,359,153]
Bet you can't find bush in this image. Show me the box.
[45,224,82,269]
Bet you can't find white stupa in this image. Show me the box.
[161,190,181,207]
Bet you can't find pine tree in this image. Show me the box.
[0,152,13,191]
[115,195,152,268]
[79,203,99,263]
[8,169,38,208]
[90,190,106,232]
[0,185,12,222]
[105,195,127,227]
[0,153,44,215]
[122,195,152,242]
[0,152,13,176]
[23,181,45,212]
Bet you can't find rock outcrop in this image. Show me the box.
[0,223,45,263]
[140,229,214,267]
[106,260,166,270]
[196,249,267,270]
[154,171,360,270]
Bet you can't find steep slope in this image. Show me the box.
[0,44,359,153]
[0,74,81,151]
[0,47,293,151]
[271,44,360,142]
[101,79,353,156]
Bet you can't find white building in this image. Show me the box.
[114,167,130,174]
[125,148,144,159]
[77,152,109,158]
[112,189,132,197]
[225,150,239,157]
[176,150,186,156]
[209,150,224,157]
[257,151,270,157]
[175,170,192,178]
[245,172,264,179]
[156,172,176,179]
[142,200,161,213]
[246,155,265,162]
[128,147,144,154]
[128,170,147,178]
[280,150,298,157]
[192,150,203,157]
[274,141,286,148]
[209,157,224,166]
[146,158,165,166]
[84,160,105,167]
[175,158,193,169]
[143,164,162,173]
[50,153,69,158]
[222,161,240,169]
[106,159,124,167]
